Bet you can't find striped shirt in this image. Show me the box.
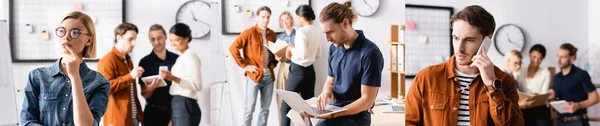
[125,60,138,121]
[262,30,271,75]
[455,69,476,126]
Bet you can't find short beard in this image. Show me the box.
[560,61,572,69]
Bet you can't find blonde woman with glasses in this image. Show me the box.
[20,11,110,126]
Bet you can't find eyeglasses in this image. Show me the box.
[55,27,92,39]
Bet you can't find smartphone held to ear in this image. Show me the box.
[477,36,493,55]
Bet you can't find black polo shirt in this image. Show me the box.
[328,30,384,107]
[553,64,596,117]
[138,50,179,106]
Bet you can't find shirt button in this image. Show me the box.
[430,105,434,109]
[453,107,457,110]
[492,96,497,100]
[63,108,66,110]
[456,88,460,91]
[65,94,68,97]
[44,97,47,99]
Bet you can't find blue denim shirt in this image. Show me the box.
[276,29,296,46]
[20,59,110,126]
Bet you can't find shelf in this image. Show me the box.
[390,71,406,74]
[390,42,406,45]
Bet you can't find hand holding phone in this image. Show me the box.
[471,36,496,86]
[477,36,493,56]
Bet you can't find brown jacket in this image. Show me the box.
[229,24,278,83]
[405,55,524,126]
[98,47,143,126]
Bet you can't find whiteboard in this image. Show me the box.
[575,44,600,84]
[0,20,19,125]
[9,0,124,62]
[221,0,310,34]
[405,5,454,77]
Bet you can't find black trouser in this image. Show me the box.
[316,111,371,126]
[280,62,316,126]
[143,104,171,126]
[171,95,201,126]
[522,105,551,126]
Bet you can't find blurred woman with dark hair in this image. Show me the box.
[280,4,322,126]
[159,23,204,126]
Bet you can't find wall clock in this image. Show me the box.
[493,24,526,56]
[176,0,211,39]
[351,0,380,17]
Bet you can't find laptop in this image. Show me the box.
[275,89,347,116]
[381,104,405,113]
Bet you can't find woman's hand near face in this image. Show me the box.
[64,45,82,77]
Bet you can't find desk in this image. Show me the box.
[288,105,405,126]
[372,105,405,126]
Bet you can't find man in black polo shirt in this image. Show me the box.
[138,24,179,126]
[298,2,384,126]
[550,43,599,126]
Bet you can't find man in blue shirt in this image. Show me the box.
[299,2,384,126]
[550,43,599,126]
[138,24,179,126]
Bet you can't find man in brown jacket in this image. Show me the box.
[98,23,144,126]
[405,5,524,126]
[229,6,277,126]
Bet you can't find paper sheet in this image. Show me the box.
[549,100,569,114]
[266,39,289,57]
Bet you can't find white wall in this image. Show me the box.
[0,0,6,20]
[588,0,600,125]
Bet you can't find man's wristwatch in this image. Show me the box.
[485,79,502,92]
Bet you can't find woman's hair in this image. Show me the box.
[149,24,166,35]
[529,44,547,59]
[169,23,192,42]
[295,4,316,21]
[319,1,357,25]
[60,11,96,58]
[503,50,522,70]
[279,11,294,28]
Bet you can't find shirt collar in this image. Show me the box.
[254,24,272,35]
[150,50,176,61]
[445,55,485,79]
[445,55,457,79]
[287,29,296,37]
[561,64,578,77]
[110,46,129,60]
[337,30,366,51]
[50,58,90,77]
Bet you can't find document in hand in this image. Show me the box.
[266,39,289,56]
[549,100,569,114]
[141,75,168,87]
[518,92,551,107]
